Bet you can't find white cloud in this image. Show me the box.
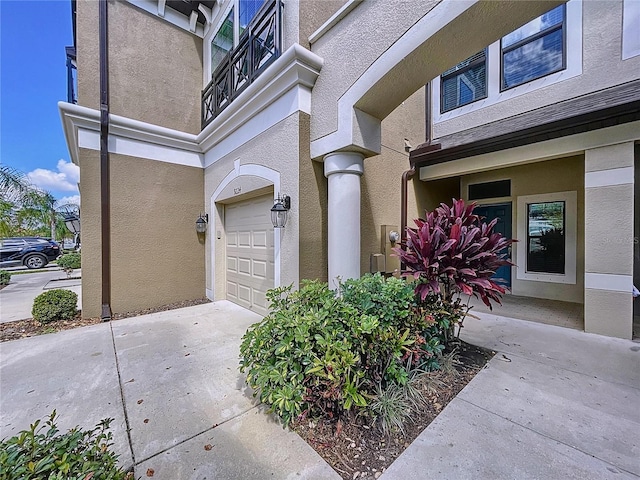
[55,195,81,209]
[27,160,79,193]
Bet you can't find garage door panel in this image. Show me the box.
[225,193,275,316]
[238,257,252,275]
[238,284,252,303]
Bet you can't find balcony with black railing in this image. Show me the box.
[201,0,282,129]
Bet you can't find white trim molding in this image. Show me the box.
[310,0,479,159]
[58,44,323,169]
[585,273,633,293]
[516,191,578,285]
[585,167,635,188]
[308,0,363,45]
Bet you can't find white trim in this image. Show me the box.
[585,167,634,188]
[206,288,214,301]
[58,44,323,168]
[202,86,309,167]
[308,0,363,45]
[419,120,640,180]
[210,164,282,299]
[432,0,583,123]
[622,0,640,60]
[310,0,479,159]
[585,273,633,293]
[516,191,577,285]
[126,0,204,37]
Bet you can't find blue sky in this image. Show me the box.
[1,0,79,205]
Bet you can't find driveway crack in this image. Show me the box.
[110,322,136,467]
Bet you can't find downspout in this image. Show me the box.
[400,167,416,269]
[99,0,112,320]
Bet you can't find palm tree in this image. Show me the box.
[0,165,78,240]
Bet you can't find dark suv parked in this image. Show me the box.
[0,237,61,269]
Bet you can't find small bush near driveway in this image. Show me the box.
[32,289,78,324]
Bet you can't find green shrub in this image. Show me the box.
[56,253,81,276]
[0,410,132,480]
[0,270,10,286]
[32,290,78,324]
[239,274,446,427]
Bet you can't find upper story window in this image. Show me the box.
[501,5,566,90]
[202,0,282,128]
[209,0,266,78]
[431,0,582,124]
[440,50,487,113]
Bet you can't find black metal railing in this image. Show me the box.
[201,0,282,129]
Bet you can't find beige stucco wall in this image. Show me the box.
[78,150,205,318]
[298,112,328,282]
[309,0,560,145]
[77,0,203,134]
[460,156,585,303]
[360,88,426,273]
[584,142,635,338]
[433,0,640,139]
[204,113,301,299]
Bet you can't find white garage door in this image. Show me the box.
[225,194,275,316]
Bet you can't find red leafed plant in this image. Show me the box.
[394,199,514,309]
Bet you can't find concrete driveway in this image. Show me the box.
[0,269,81,323]
[0,301,338,479]
[1,301,638,479]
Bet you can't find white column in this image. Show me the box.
[324,152,364,287]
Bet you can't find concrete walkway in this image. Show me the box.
[383,312,640,479]
[1,302,638,479]
[0,269,81,323]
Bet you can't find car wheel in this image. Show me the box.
[25,255,47,269]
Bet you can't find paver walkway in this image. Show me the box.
[1,302,638,479]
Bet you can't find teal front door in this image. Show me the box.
[474,203,512,289]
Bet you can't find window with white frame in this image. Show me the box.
[501,4,566,90]
[432,0,582,122]
[207,0,266,78]
[516,191,577,284]
[440,50,487,113]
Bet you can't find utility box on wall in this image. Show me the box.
[381,225,400,274]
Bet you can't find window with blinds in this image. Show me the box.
[440,49,487,113]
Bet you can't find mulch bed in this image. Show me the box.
[292,341,494,479]
[0,298,211,342]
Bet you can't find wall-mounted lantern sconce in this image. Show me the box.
[64,214,81,236]
[196,213,208,233]
[271,194,291,228]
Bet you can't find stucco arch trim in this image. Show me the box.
[210,162,282,300]
[310,0,564,160]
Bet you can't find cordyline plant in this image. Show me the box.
[394,199,514,311]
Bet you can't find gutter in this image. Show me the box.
[99,0,112,321]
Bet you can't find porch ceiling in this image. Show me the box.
[165,0,216,24]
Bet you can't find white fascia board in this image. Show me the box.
[57,44,323,170]
[58,102,203,167]
[126,0,205,37]
[197,43,323,152]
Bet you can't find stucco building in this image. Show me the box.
[60,0,639,338]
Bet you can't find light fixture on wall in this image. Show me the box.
[271,194,291,228]
[196,213,208,233]
[63,214,81,236]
